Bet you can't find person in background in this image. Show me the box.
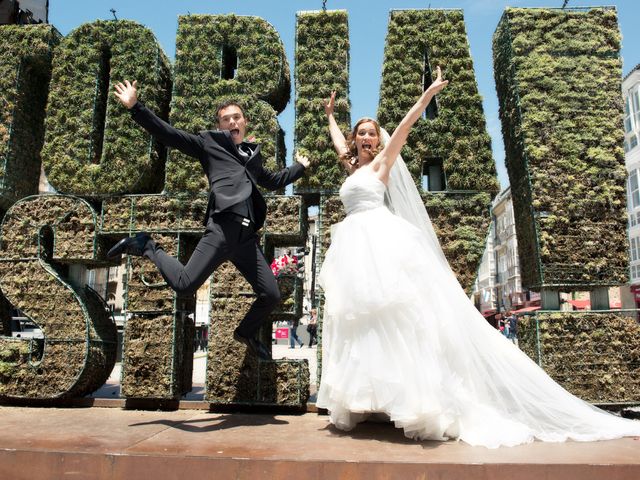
[307,308,318,347]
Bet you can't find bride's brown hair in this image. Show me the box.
[340,117,384,168]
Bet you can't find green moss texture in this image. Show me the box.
[0,24,60,210]
[166,14,289,193]
[294,10,351,195]
[42,20,171,196]
[519,312,640,403]
[493,8,627,290]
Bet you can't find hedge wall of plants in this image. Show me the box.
[374,9,498,293]
[294,10,350,196]
[101,194,208,234]
[41,20,172,196]
[211,259,302,320]
[493,7,627,290]
[315,194,348,385]
[206,294,309,407]
[422,192,493,293]
[102,195,201,400]
[263,195,308,246]
[519,312,640,403]
[0,24,60,210]
[205,205,309,406]
[317,195,345,268]
[378,9,499,194]
[119,232,195,399]
[166,14,289,193]
[120,313,194,399]
[0,194,111,264]
[0,196,116,400]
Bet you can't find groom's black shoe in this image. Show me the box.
[107,232,151,259]
[233,329,271,361]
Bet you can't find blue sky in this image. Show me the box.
[50,0,640,189]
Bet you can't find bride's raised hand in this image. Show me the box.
[427,66,448,95]
[324,90,336,117]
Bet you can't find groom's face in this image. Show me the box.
[217,105,247,145]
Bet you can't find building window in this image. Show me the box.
[631,214,637,228]
[631,135,639,151]
[629,170,640,209]
[633,89,640,117]
[421,158,445,191]
[631,237,639,262]
[625,96,633,133]
[221,44,238,80]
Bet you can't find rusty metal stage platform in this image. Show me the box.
[1,405,639,479]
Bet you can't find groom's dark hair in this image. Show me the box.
[215,100,247,121]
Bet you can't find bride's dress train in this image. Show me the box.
[316,168,640,448]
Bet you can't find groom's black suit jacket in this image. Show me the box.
[129,102,306,230]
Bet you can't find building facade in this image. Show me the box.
[473,223,496,314]
[0,0,48,24]
[624,66,640,289]
[622,65,640,309]
[473,187,542,315]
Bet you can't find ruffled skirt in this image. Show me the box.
[317,206,640,448]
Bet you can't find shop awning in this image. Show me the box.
[512,306,540,314]
[566,299,590,310]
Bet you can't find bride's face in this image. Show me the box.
[355,122,380,159]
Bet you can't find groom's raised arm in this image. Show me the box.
[114,80,204,159]
[256,152,308,190]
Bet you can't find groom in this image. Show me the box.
[108,80,309,360]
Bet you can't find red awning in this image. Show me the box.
[566,299,590,310]
[481,309,496,318]
[512,306,540,314]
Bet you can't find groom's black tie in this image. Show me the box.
[238,144,252,163]
[228,142,256,224]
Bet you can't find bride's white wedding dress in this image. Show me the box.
[316,167,640,448]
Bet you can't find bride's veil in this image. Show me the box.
[376,127,640,445]
[381,128,447,265]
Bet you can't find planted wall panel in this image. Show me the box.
[294,10,351,196]
[422,192,493,292]
[101,193,203,400]
[0,24,60,210]
[379,9,499,193]
[519,312,640,402]
[206,196,309,407]
[166,14,290,193]
[42,20,171,195]
[113,225,196,399]
[101,194,208,234]
[493,7,627,290]
[0,195,116,400]
[206,295,309,407]
[377,9,499,292]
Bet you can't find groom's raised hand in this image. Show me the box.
[295,151,310,168]
[114,80,138,109]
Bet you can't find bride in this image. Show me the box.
[315,67,640,448]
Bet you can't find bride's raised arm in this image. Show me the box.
[324,91,352,171]
[376,66,448,173]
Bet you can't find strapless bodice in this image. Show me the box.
[339,171,386,215]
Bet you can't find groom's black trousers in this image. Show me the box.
[143,214,280,338]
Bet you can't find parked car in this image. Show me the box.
[10,317,43,339]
